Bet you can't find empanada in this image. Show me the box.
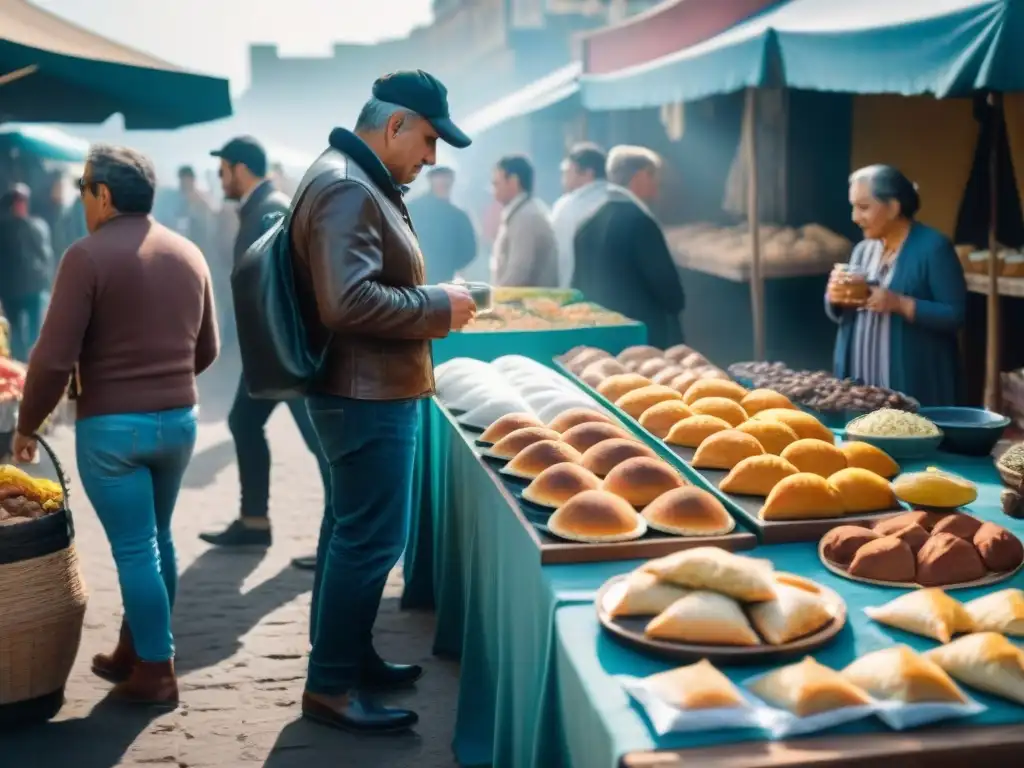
[760,473,844,520]
[479,412,545,444]
[754,409,835,444]
[664,415,732,448]
[642,547,776,602]
[645,659,748,710]
[864,588,974,643]
[964,589,1024,636]
[596,373,652,403]
[645,591,761,646]
[689,397,749,428]
[842,645,967,704]
[682,379,748,405]
[739,389,795,416]
[748,656,871,717]
[925,632,1024,704]
[616,385,684,419]
[692,429,764,470]
[605,569,690,618]
[780,439,847,478]
[487,426,562,459]
[748,584,833,645]
[839,441,900,479]
[638,400,693,439]
[719,454,798,496]
[735,419,800,455]
[828,467,899,513]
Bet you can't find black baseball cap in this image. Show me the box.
[372,70,471,149]
[210,136,268,177]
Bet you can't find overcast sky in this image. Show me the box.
[34,0,434,92]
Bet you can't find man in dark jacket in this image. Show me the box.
[0,184,54,361]
[407,166,477,283]
[572,145,685,348]
[199,136,327,571]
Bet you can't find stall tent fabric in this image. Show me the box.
[0,0,231,128]
[461,63,582,138]
[580,0,1024,110]
[0,123,88,162]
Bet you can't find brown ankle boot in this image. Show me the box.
[92,620,137,683]
[109,660,179,708]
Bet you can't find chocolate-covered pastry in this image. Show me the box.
[891,523,929,556]
[931,514,983,542]
[848,537,916,582]
[821,525,880,566]
[916,532,987,586]
[973,522,1024,572]
[874,510,946,536]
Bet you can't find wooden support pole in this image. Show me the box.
[984,92,1003,411]
[745,88,765,361]
[0,64,38,88]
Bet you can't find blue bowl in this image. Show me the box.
[841,431,945,460]
[917,407,1010,457]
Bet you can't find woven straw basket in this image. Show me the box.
[0,435,88,727]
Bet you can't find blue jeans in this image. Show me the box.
[305,396,419,695]
[76,407,198,662]
[3,292,45,362]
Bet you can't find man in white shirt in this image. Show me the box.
[550,143,610,288]
[490,154,559,287]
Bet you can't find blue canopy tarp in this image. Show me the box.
[462,62,581,137]
[580,0,1024,111]
[0,122,88,161]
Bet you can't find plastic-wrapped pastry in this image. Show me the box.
[916,532,987,587]
[753,409,835,444]
[616,385,684,419]
[501,440,584,480]
[964,589,1024,636]
[641,486,736,536]
[820,525,880,566]
[688,397,749,428]
[547,407,615,433]
[479,412,545,444]
[972,522,1024,572]
[581,438,658,478]
[664,415,732,448]
[487,427,563,459]
[601,457,685,508]
[735,419,800,455]
[692,429,764,470]
[864,588,974,643]
[645,659,749,710]
[842,646,967,704]
[682,379,748,406]
[839,441,900,479]
[645,591,761,646]
[638,401,693,438]
[719,454,798,496]
[760,473,844,520]
[780,439,847,478]
[605,569,690,618]
[596,373,652,403]
[560,421,635,453]
[547,490,646,543]
[457,396,532,430]
[748,657,871,717]
[848,536,916,582]
[739,388,796,416]
[748,583,833,645]
[925,633,1024,705]
[827,467,899,513]
[642,547,775,602]
[522,463,602,508]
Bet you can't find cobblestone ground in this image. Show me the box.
[3,357,459,767]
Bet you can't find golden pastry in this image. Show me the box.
[501,440,583,480]
[843,646,967,704]
[892,467,978,509]
[748,657,871,717]
[780,439,847,478]
[547,490,646,543]
[864,588,974,643]
[754,409,835,444]
[560,421,635,453]
[617,345,663,366]
[839,441,900,479]
[581,438,658,478]
[663,344,696,364]
[692,429,764,470]
[522,463,602,508]
[964,589,1024,636]
[735,419,800,455]
[601,457,685,508]
[641,486,736,536]
[748,583,833,645]
[828,467,899,514]
[645,591,761,646]
[637,357,672,379]
[774,572,822,595]
[596,373,652,403]
[739,389,796,416]
[480,412,545,444]
[616,385,684,419]
[487,427,563,459]
[638,400,693,439]
[682,379,748,406]
[651,365,686,387]
[642,547,775,602]
[719,454,798,496]
[925,632,1024,705]
[668,371,701,397]
[664,415,732,448]
[760,473,844,520]
[605,569,690,619]
[645,659,749,710]
[547,407,615,433]
[689,397,749,428]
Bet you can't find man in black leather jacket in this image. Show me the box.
[289,71,476,734]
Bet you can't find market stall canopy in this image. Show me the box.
[580,0,1024,111]
[461,63,582,137]
[0,0,232,128]
[0,121,88,161]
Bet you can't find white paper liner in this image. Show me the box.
[872,697,986,730]
[618,675,772,735]
[741,669,880,738]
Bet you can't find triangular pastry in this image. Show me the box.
[864,588,974,643]
[965,589,1024,637]
[641,547,776,602]
[748,657,871,717]
[748,584,833,645]
[925,632,1024,705]
[842,645,967,703]
[645,659,748,711]
[605,570,691,618]
[645,591,761,646]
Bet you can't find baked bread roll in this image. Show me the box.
[820,525,880,566]
[916,532,987,587]
[480,412,545,444]
[487,427,562,459]
[760,473,844,520]
[720,454,798,496]
[748,657,871,716]
[581,438,658,478]
[638,401,693,438]
[641,486,736,536]
[925,633,1024,705]
[668,371,701,397]
[501,440,584,480]
[739,388,796,416]
[839,441,900,479]
[692,429,764,470]
[616,385,684,419]
[560,421,634,453]
[566,348,610,373]
[931,513,983,541]
[663,344,696,364]
[547,407,615,433]
[617,345,663,367]
[848,536,916,582]
[605,569,691,618]
[964,589,1024,636]
[642,547,775,602]
[581,358,626,382]
[973,523,1024,572]
[645,659,748,710]
[547,490,646,543]
[664,415,732,448]
[828,467,899,513]
[645,590,761,646]
[601,457,685,507]
[780,439,847,478]
[689,397,749,427]
[597,373,652,403]
[651,365,686,386]
[754,409,835,444]
[864,588,974,643]
[522,462,602,508]
[874,510,946,535]
[682,379,748,405]
[679,352,710,370]
[735,419,800,455]
[842,646,967,704]
[637,357,673,379]
[749,583,833,645]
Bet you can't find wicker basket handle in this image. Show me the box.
[33,432,74,538]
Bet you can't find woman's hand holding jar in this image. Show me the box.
[827,264,869,307]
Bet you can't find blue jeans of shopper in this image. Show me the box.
[76,406,198,662]
[2,292,45,362]
[305,396,419,695]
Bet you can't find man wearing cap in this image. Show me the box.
[200,136,328,573]
[288,70,476,734]
[0,183,54,361]
[407,166,477,283]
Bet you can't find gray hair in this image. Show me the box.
[354,97,421,133]
[86,144,157,214]
[607,145,661,187]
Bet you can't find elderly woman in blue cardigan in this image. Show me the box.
[825,165,967,407]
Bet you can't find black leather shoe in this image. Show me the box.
[302,692,418,734]
[290,555,318,571]
[358,659,424,689]
[199,519,271,548]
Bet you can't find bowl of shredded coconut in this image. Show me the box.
[844,408,944,459]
